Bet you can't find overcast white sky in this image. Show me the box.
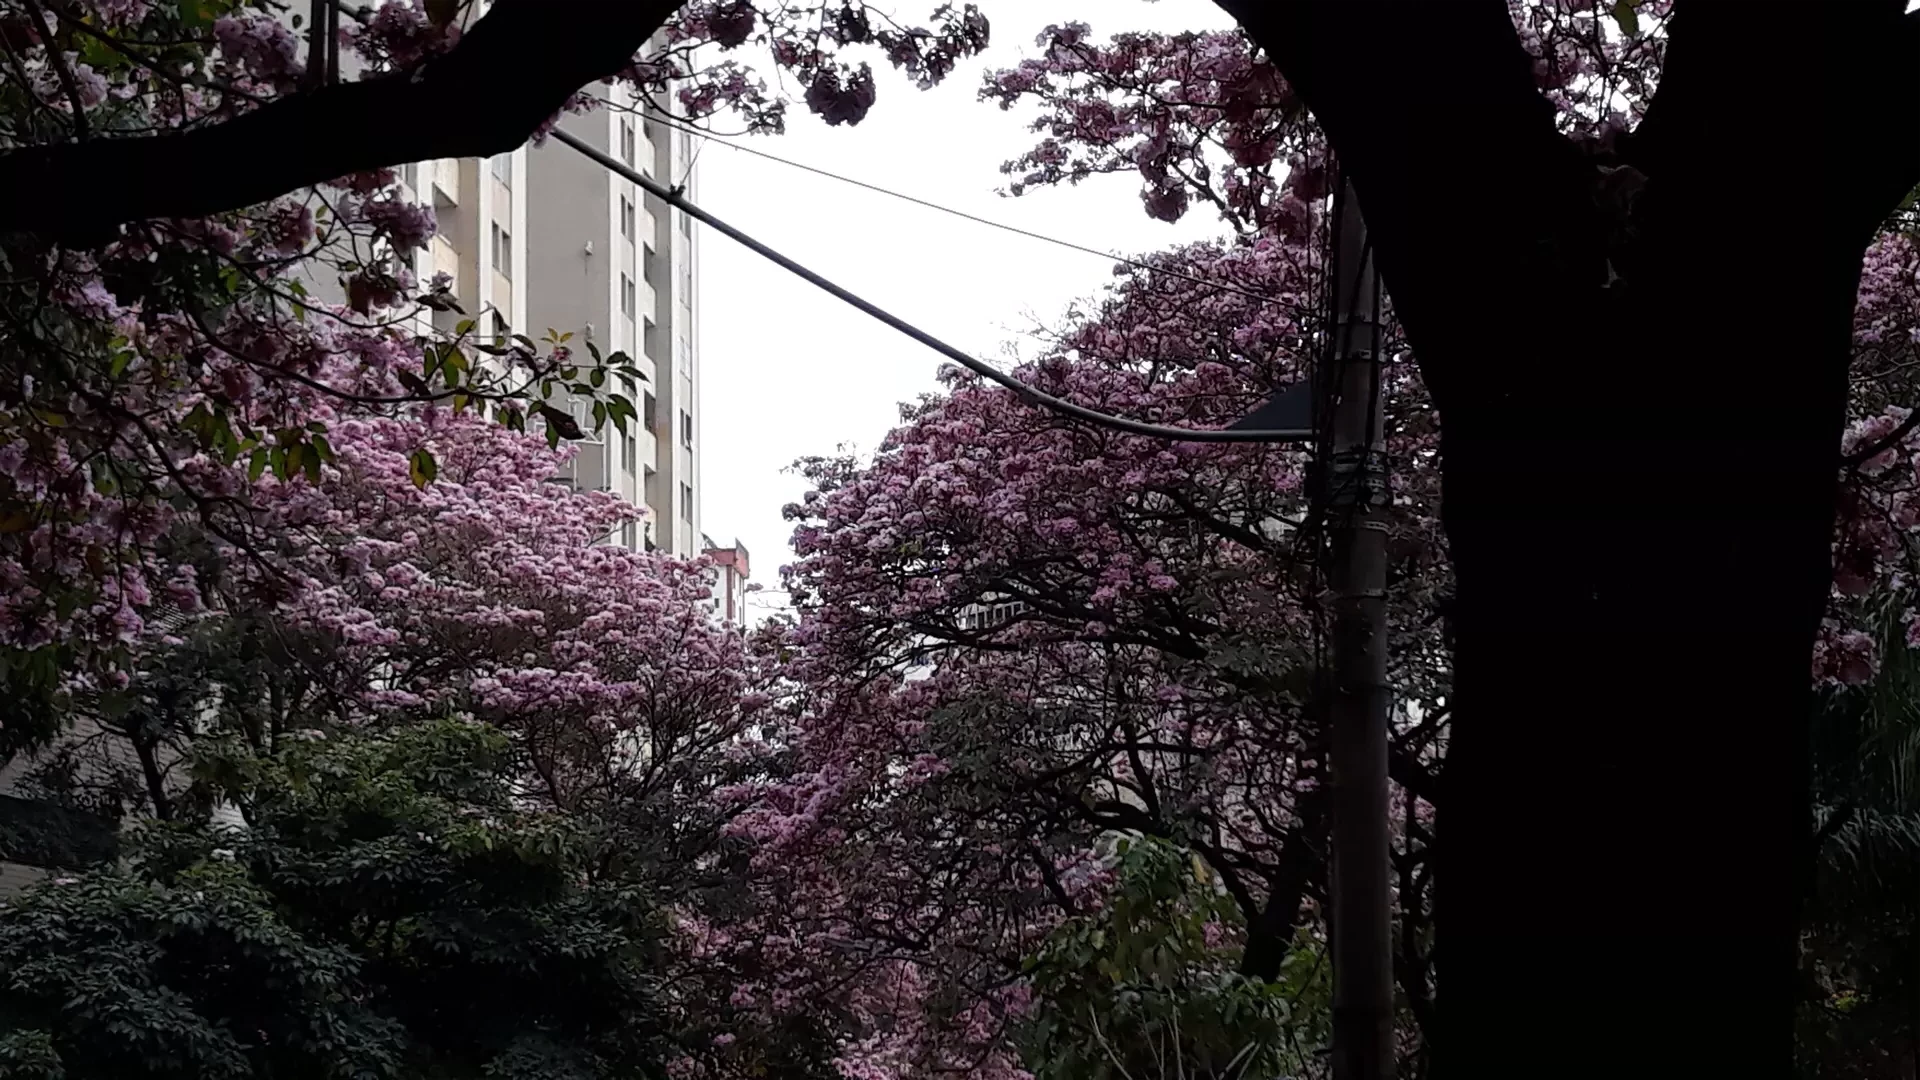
[696,0,1240,619]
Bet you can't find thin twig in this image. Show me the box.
[21,0,89,140]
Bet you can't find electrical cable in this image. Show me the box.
[550,127,1313,444]
[641,112,1285,309]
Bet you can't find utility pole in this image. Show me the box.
[1324,176,1394,1080]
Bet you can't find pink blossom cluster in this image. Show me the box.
[341,0,464,70]
[711,229,1452,1074]
[212,12,304,92]
[1823,235,1920,682]
[235,412,766,762]
[982,26,1309,236]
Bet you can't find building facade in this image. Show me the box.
[524,80,702,558]
[299,25,702,558]
[702,537,752,624]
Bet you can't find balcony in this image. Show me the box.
[430,158,460,207]
[491,270,512,319]
[429,234,460,293]
[639,426,658,473]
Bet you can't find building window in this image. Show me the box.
[620,120,636,167]
[620,274,636,318]
[491,222,511,278]
[642,391,657,430]
[622,520,636,549]
[491,152,512,187]
[680,207,692,237]
[680,482,693,521]
[620,196,635,240]
[642,248,658,287]
[680,410,692,448]
[622,431,636,472]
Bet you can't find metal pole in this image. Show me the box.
[1325,177,1394,1080]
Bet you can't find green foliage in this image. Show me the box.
[0,718,669,1080]
[1800,596,1920,1079]
[0,794,119,871]
[1019,836,1328,1080]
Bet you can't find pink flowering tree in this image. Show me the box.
[17,405,835,1071]
[36,407,772,823]
[740,226,1433,1072]
[722,4,1920,1074]
[0,2,686,732]
[0,0,991,727]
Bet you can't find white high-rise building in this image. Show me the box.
[525,81,701,558]
[297,19,701,558]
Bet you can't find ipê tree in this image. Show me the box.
[23,406,780,850]
[0,0,697,736]
[0,0,990,716]
[743,224,1441,1073]
[985,3,1920,1073]
[4,406,829,1075]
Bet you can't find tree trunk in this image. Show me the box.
[1241,778,1330,981]
[1218,2,1920,1075]
[1432,281,1836,1074]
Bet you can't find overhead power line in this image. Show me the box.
[550,128,1311,444]
[644,114,1283,309]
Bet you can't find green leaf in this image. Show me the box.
[409,448,438,489]
[1611,0,1640,36]
[535,404,585,441]
[249,448,270,482]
